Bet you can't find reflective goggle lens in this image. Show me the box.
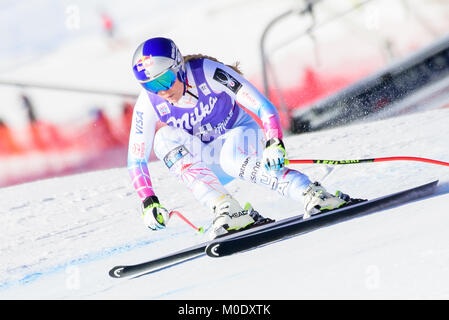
[141,70,177,93]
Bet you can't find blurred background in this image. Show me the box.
[1,0,449,188]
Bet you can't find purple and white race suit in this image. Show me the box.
[128,58,311,208]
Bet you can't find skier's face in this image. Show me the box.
[158,78,184,104]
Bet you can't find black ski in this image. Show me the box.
[109,180,438,278]
[205,180,439,258]
[109,242,206,278]
[108,219,275,278]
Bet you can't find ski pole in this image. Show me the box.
[169,210,205,234]
[285,156,449,167]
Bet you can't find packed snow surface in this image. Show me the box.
[1,107,449,299]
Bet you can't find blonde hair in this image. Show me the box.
[183,54,243,75]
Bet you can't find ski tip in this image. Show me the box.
[206,243,221,258]
[109,266,126,278]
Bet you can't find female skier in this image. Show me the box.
[128,37,351,238]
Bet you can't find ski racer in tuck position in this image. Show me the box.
[128,37,353,238]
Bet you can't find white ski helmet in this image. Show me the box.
[132,37,186,93]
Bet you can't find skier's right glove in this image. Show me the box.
[141,195,170,231]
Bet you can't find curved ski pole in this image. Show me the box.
[169,210,205,234]
[285,156,449,167]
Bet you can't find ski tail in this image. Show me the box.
[109,244,205,278]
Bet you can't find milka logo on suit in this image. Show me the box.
[166,96,218,130]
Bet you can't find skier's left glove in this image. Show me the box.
[141,195,170,231]
[262,137,287,172]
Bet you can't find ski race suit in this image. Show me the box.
[127,58,311,209]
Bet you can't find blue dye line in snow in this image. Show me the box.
[0,231,185,291]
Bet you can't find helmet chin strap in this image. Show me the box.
[180,70,199,100]
[177,70,187,95]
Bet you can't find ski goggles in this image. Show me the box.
[140,69,177,94]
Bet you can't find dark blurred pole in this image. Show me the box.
[21,93,37,123]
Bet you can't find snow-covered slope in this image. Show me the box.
[1,107,449,299]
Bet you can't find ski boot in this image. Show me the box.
[302,182,350,219]
[210,194,273,239]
